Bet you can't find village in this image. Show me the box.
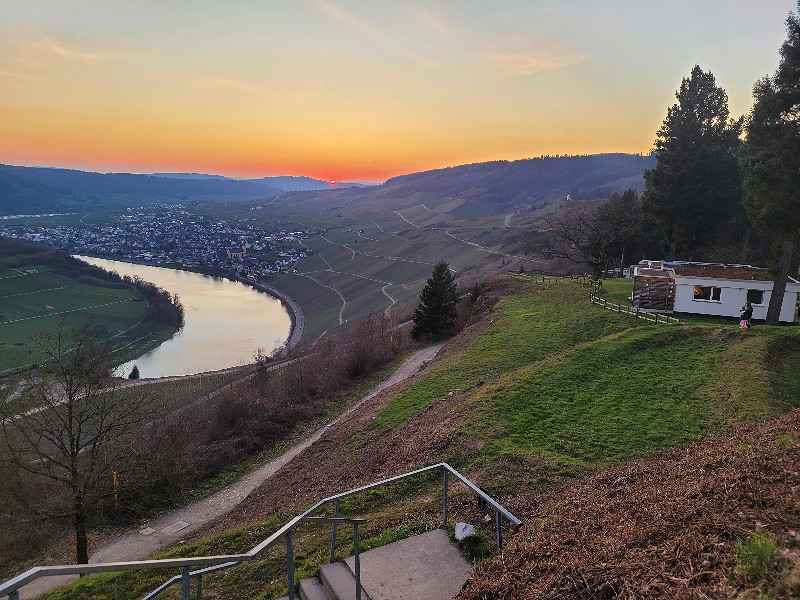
[0,206,317,283]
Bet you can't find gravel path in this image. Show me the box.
[19,343,443,599]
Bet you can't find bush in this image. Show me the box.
[733,532,782,586]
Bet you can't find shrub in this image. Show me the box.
[733,532,782,586]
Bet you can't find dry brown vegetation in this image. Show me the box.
[0,312,412,573]
[460,409,800,600]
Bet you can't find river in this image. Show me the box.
[74,256,292,379]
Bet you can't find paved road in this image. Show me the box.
[18,344,443,599]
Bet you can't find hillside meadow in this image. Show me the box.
[35,275,800,599]
[0,266,146,373]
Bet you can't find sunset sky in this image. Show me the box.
[0,1,796,183]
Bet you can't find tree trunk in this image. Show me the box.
[766,238,796,325]
[668,237,677,262]
[740,227,752,264]
[590,262,602,281]
[74,498,89,565]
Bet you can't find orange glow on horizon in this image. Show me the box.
[0,2,789,183]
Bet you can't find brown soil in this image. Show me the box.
[459,409,800,600]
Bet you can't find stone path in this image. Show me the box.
[18,344,443,599]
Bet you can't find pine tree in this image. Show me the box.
[128,365,140,379]
[411,261,458,340]
[642,65,743,260]
[740,3,800,324]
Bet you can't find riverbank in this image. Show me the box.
[241,277,304,354]
[75,256,292,377]
[70,253,302,363]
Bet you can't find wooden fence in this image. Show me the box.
[510,273,682,325]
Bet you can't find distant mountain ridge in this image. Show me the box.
[0,154,653,217]
[0,164,283,216]
[150,172,379,191]
[380,153,656,206]
[279,153,657,223]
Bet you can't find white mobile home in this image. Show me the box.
[632,261,800,323]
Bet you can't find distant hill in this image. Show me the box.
[150,172,379,192]
[0,154,652,217]
[380,153,656,210]
[279,153,657,222]
[0,164,282,216]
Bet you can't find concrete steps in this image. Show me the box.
[299,576,330,600]
[318,562,370,600]
[281,529,472,600]
[279,562,367,600]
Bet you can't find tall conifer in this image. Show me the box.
[411,261,458,340]
[642,66,743,260]
[740,3,800,324]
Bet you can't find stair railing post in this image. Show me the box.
[442,468,449,525]
[180,566,191,600]
[286,530,295,600]
[353,524,362,600]
[329,499,340,563]
[495,510,503,550]
[196,575,202,600]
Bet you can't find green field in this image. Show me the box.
[0,268,146,373]
[369,277,800,480]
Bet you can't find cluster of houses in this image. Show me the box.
[0,205,315,282]
[632,260,800,323]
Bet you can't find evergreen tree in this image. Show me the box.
[740,3,800,324]
[411,261,458,340]
[129,365,140,379]
[642,66,744,260]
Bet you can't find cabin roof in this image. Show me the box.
[665,262,774,281]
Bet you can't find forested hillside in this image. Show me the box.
[379,153,655,210]
[0,164,281,215]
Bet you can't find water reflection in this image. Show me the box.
[74,256,292,378]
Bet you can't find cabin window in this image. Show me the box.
[693,285,721,301]
[747,289,764,305]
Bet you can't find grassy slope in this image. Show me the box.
[0,268,146,372]
[368,278,631,432]
[27,276,800,599]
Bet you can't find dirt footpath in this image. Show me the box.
[19,344,443,599]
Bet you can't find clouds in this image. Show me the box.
[411,7,458,42]
[0,36,107,83]
[309,0,378,36]
[484,32,583,77]
[488,50,584,76]
[38,38,101,60]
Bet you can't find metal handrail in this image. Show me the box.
[1,462,521,600]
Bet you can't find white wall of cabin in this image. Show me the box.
[673,276,799,322]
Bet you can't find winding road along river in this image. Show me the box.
[75,256,292,378]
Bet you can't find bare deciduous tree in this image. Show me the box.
[1,322,151,564]
[544,190,644,279]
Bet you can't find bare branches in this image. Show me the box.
[543,191,643,279]
[0,321,152,564]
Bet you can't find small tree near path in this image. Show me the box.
[411,261,459,340]
[0,322,152,564]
